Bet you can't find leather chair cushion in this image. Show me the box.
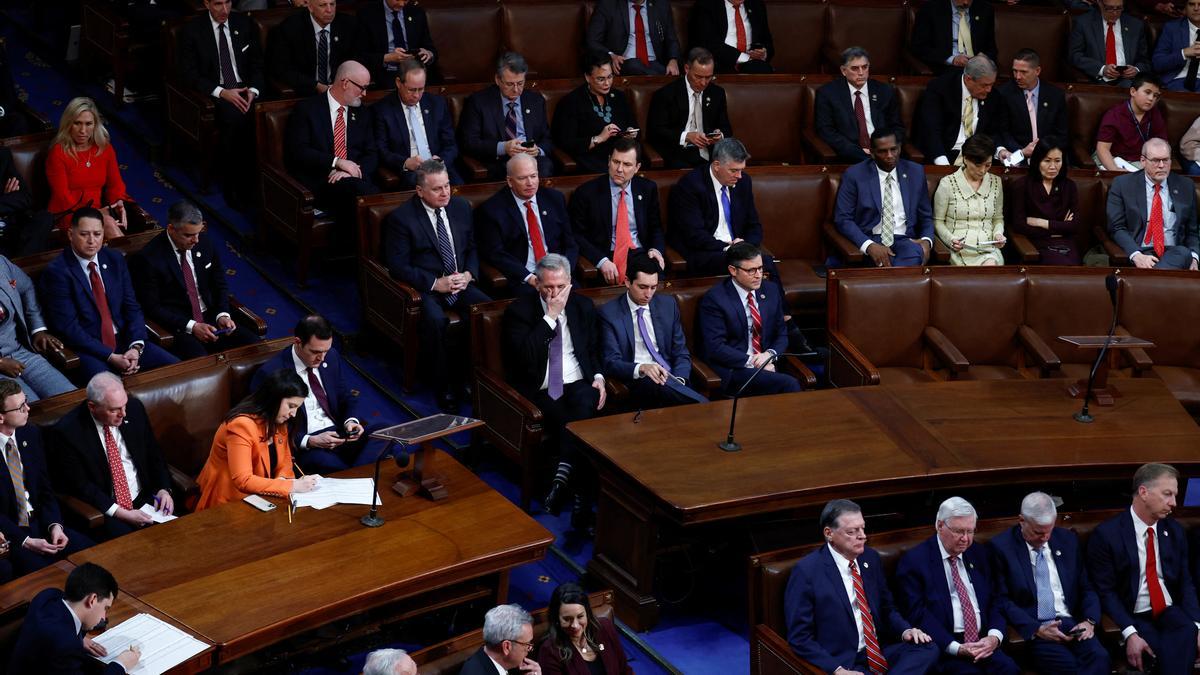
[837,276,930,369]
[823,3,908,76]
[502,3,586,81]
[930,274,1026,367]
[428,5,503,84]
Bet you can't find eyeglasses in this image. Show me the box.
[498,79,526,90]
[837,527,866,537]
[733,265,764,275]
[1,401,29,414]
[345,79,369,93]
[1142,157,1171,166]
[509,639,535,651]
[944,525,976,538]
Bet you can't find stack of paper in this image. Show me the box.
[138,504,177,523]
[92,613,208,675]
[291,477,380,510]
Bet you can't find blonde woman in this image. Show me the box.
[46,97,131,238]
[934,134,1005,266]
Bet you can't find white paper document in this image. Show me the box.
[138,504,177,523]
[290,477,380,509]
[92,613,208,675]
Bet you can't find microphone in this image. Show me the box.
[1075,273,1120,424]
[361,441,411,527]
[719,352,805,452]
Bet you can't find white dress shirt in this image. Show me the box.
[953,77,974,153]
[733,278,769,365]
[709,169,734,244]
[420,199,458,289]
[310,16,332,83]
[207,15,259,98]
[1129,507,1174,620]
[679,83,706,145]
[290,346,336,448]
[829,544,867,650]
[325,91,349,168]
[1100,19,1128,81]
[1025,540,1070,619]
[0,430,35,543]
[621,1,659,62]
[1135,176,1197,262]
[1176,22,1200,81]
[627,295,659,379]
[859,166,917,254]
[511,191,547,280]
[405,102,430,158]
[72,252,142,350]
[723,1,753,64]
[92,418,141,516]
[538,298,600,389]
[167,238,232,333]
[936,537,1004,655]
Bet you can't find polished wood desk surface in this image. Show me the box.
[69,450,554,662]
[569,378,1200,525]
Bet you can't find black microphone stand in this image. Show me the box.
[361,440,410,527]
[719,352,791,452]
[1075,275,1120,424]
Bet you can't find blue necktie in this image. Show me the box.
[720,186,732,239]
[407,105,431,159]
[1034,546,1056,622]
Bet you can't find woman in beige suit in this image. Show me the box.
[934,134,1006,266]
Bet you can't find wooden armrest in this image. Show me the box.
[691,359,722,395]
[822,222,864,264]
[269,79,297,100]
[551,147,577,175]
[663,247,688,275]
[923,325,969,373]
[126,203,157,232]
[381,271,425,303]
[904,53,933,76]
[479,261,508,291]
[59,494,105,530]
[377,166,403,192]
[828,329,881,386]
[1017,325,1061,373]
[461,156,488,181]
[800,129,839,165]
[931,237,951,264]
[576,256,599,283]
[1124,347,1153,372]
[1095,225,1130,266]
[1008,233,1041,263]
[229,295,267,336]
[168,464,197,498]
[605,378,629,399]
[752,624,824,675]
[43,345,80,371]
[903,141,925,165]
[144,319,174,350]
[779,355,818,388]
[642,144,664,170]
[475,368,545,422]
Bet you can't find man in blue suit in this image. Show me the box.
[8,562,140,673]
[896,496,1019,675]
[384,159,490,412]
[458,52,553,181]
[786,499,938,674]
[251,315,381,473]
[0,253,73,402]
[697,242,799,397]
[39,208,178,382]
[1151,0,1200,91]
[372,59,461,190]
[598,253,705,408]
[1088,463,1200,674]
[476,154,577,296]
[834,130,934,268]
[989,492,1108,675]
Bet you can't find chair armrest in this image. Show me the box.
[376,166,403,192]
[1095,225,1130,266]
[641,144,664,170]
[903,141,926,165]
[904,53,933,76]
[479,261,509,294]
[931,237,951,264]
[1017,325,1061,374]
[923,325,969,374]
[551,147,577,175]
[691,359,722,396]
[268,78,297,100]
[664,246,688,275]
[827,329,881,386]
[43,345,80,371]
[260,164,315,220]
[144,319,174,351]
[59,494,105,530]
[576,256,599,283]
[461,156,489,181]
[474,368,545,435]
[822,222,863,265]
[751,624,824,675]
[1114,329,1154,373]
[605,378,629,400]
[168,464,197,496]
[801,129,839,165]
[126,203,157,232]
[229,295,267,336]
[779,355,818,388]
[1008,233,1041,263]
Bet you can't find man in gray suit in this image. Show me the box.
[0,255,73,401]
[1107,138,1200,270]
[586,0,682,76]
[1068,0,1152,87]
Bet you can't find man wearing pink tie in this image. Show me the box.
[993,49,1068,164]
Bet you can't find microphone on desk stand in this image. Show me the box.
[361,441,412,528]
[719,352,809,453]
[1074,273,1120,424]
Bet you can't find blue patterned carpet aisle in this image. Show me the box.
[1,11,749,673]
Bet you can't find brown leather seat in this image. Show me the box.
[428,4,503,85]
[929,270,1033,380]
[891,77,927,163]
[769,0,827,74]
[502,1,587,81]
[1023,269,1139,382]
[1115,271,1200,412]
[994,6,1072,83]
[828,270,942,386]
[751,168,829,316]
[823,1,909,77]
[1066,83,1134,169]
[722,78,806,165]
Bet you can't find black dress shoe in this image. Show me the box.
[570,497,595,535]
[543,482,566,516]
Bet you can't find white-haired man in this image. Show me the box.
[458,604,542,675]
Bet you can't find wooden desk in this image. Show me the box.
[69,451,553,663]
[571,378,1200,630]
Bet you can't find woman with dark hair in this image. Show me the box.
[1007,141,1084,265]
[552,51,638,174]
[933,133,1006,266]
[196,369,319,510]
[537,582,632,675]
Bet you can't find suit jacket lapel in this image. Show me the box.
[1121,511,1141,601]
[820,547,857,624]
[412,198,441,252]
[929,540,956,627]
[651,296,672,360]
[1051,531,1074,601]
[723,280,748,343]
[619,299,636,358]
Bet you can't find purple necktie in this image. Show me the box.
[548,318,563,400]
[636,307,671,373]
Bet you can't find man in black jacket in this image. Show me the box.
[266,0,356,96]
[814,47,905,164]
[647,48,732,168]
[688,0,773,73]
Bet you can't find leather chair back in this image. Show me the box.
[835,272,931,368]
[823,1,909,76]
[248,6,294,55]
[502,1,587,81]
[1160,94,1200,154]
[723,76,806,164]
[769,0,828,74]
[1023,269,1117,364]
[1066,84,1129,167]
[624,76,676,136]
[994,6,1071,83]
[529,79,579,127]
[752,167,829,261]
[0,132,52,208]
[1118,272,1200,367]
[428,4,503,85]
[929,270,1027,368]
[672,1,690,58]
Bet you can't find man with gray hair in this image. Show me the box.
[460,604,542,675]
[459,52,554,180]
[814,47,905,164]
[1106,137,1200,270]
[896,496,1018,674]
[362,647,417,675]
[990,492,1108,675]
[384,158,489,412]
[916,55,1002,166]
[502,254,605,526]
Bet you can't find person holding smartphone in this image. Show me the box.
[1068,0,1152,87]
[551,51,637,175]
[687,0,774,74]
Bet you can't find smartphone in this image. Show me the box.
[706,131,721,140]
[521,140,536,148]
[212,327,233,336]
[243,494,276,512]
[1067,624,1086,637]
[334,427,351,439]
[749,42,764,50]
[623,127,640,137]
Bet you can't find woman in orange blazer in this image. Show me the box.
[196,369,319,510]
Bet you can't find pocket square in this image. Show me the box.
[241,44,249,53]
[205,262,213,269]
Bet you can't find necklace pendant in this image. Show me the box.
[85,160,91,168]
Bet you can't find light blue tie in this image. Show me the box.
[407,105,431,160]
[720,186,732,239]
[1034,546,1056,622]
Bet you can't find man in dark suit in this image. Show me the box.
[128,201,259,360]
[384,159,489,411]
[1152,0,1200,91]
[990,491,1109,675]
[0,253,73,402]
[353,0,438,88]
[476,154,577,296]
[502,254,605,518]
[48,373,174,540]
[697,242,799,397]
[909,0,997,75]
[176,0,265,202]
[814,46,906,165]
[586,0,682,76]
[895,496,1020,674]
[266,0,356,96]
[0,146,52,257]
[39,209,179,381]
[284,59,380,233]
[0,379,93,580]
[8,562,139,674]
[1089,463,1200,674]
[647,48,732,168]
[917,55,1001,166]
[372,59,461,189]
[688,0,773,74]
[785,499,939,674]
[569,138,666,285]
[598,253,705,408]
[834,130,934,268]
[458,604,539,675]
[1107,138,1200,270]
[459,53,554,181]
[250,315,380,472]
[1068,0,1152,87]
[993,49,1069,163]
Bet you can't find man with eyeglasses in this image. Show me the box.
[372,59,462,190]
[460,52,554,181]
[896,496,1019,674]
[648,47,732,169]
[284,59,380,234]
[129,200,260,360]
[459,603,542,675]
[1151,0,1200,91]
[1107,138,1200,269]
[1068,0,1152,87]
[786,498,938,674]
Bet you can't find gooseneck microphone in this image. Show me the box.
[719,352,804,452]
[1075,273,1120,424]
[361,441,411,527]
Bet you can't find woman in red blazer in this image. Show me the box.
[196,369,318,510]
[45,97,132,237]
[537,583,633,675]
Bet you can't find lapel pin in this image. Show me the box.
[101,263,108,270]
[7,279,14,288]
[408,15,413,21]
[598,643,605,652]
[424,108,429,114]
[637,194,643,200]
[871,94,877,102]
[968,562,974,569]
[21,441,25,447]
[1163,529,1169,537]
[1055,550,1061,556]
[322,362,328,368]
[542,210,547,216]
[902,173,908,179]
[234,30,239,36]
[863,561,870,569]
[705,98,710,106]
[973,15,979,20]
[759,293,766,300]
[525,108,531,114]
[1042,101,1048,107]
[195,251,202,258]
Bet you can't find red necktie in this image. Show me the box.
[854,91,869,150]
[1147,183,1166,257]
[614,189,633,280]
[104,426,133,511]
[948,556,979,643]
[746,291,762,354]
[1105,22,1118,66]
[1146,528,1168,618]
[179,250,204,324]
[850,560,889,674]
[333,105,347,160]
[306,367,335,421]
[733,1,747,53]
[524,200,547,262]
[88,262,117,350]
[633,2,649,65]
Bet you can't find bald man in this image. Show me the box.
[1107,138,1200,269]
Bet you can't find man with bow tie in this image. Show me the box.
[786,499,938,674]
[373,59,461,190]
